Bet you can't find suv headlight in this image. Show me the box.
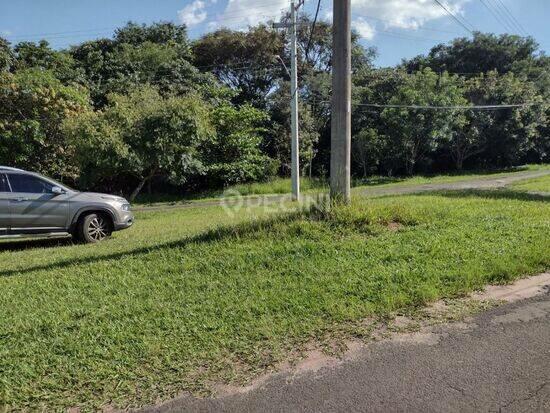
[121,203,131,211]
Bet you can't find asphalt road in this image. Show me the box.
[135,169,550,212]
[145,292,550,413]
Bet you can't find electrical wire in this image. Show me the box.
[478,0,515,33]
[304,0,321,61]
[492,0,528,36]
[432,0,476,34]
[306,101,544,110]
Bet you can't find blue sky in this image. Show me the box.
[0,0,548,67]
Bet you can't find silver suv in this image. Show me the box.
[0,167,134,243]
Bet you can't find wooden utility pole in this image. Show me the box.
[330,0,352,203]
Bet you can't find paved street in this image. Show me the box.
[146,291,550,413]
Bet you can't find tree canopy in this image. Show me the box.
[0,20,548,199]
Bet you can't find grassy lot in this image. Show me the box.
[1,189,549,411]
[134,164,550,206]
[508,174,550,192]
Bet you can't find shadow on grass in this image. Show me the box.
[0,237,74,252]
[427,189,549,203]
[0,212,303,278]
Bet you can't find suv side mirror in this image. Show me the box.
[51,186,66,195]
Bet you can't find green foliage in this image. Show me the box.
[204,104,277,185]
[464,71,546,166]
[14,40,83,84]
[0,20,548,195]
[404,32,541,75]
[0,37,14,71]
[192,25,286,107]
[65,86,213,199]
[70,22,215,106]
[266,82,320,175]
[381,69,468,174]
[0,69,90,179]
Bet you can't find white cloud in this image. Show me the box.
[216,0,288,28]
[353,18,375,40]
[351,0,469,30]
[1,30,12,37]
[178,0,208,27]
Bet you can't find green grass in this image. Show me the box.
[508,174,550,192]
[1,189,549,411]
[134,177,328,205]
[134,164,550,206]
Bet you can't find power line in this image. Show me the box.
[354,15,462,35]
[491,0,528,36]
[304,0,321,61]
[432,0,475,35]
[373,29,447,43]
[478,0,515,33]
[307,100,544,110]
[3,2,291,43]
[351,102,542,110]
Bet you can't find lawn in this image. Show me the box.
[1,190,549,411]
[134,164,550,206]
[508,174,550,192]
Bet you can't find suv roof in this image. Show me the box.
[0,166,25,172]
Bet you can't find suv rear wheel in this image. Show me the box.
[76,213,113,243]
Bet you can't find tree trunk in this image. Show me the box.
[129,177,148,202]
[456,154,464,171]
[129,170,156,202]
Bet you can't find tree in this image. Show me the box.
[265,82,319,176]
[381,69,468,175]
[70,22,213,107]
[0,69,90,180]
[352,68,408,175]
[352,128,384,177]
[404,33,542,75]
[192,25,286,108]
[0,37,14,72]
[65,86,213,200]
[465,71,545,167]
[202,104,278,186]
[13,40,83,84]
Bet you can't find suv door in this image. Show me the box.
[6,173,69,233]
[0,174,10,235]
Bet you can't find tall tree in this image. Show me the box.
[0,37,14,72]
[404,33,541,75]
[13,40,83,83]
[65,86,213,200]
[381,69,468,175]
[192,25,286,108]
[0,69,90,179]
[70,22,212,106]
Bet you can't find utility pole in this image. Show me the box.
[273,0,304,202]
[289,0,300,201]
[330,0,352,204]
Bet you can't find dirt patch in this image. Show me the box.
[473,273,550,303]
[386,221,404,232]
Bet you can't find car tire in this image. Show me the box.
[76,213,113,243]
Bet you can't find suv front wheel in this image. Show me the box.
[76,213,113,243]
